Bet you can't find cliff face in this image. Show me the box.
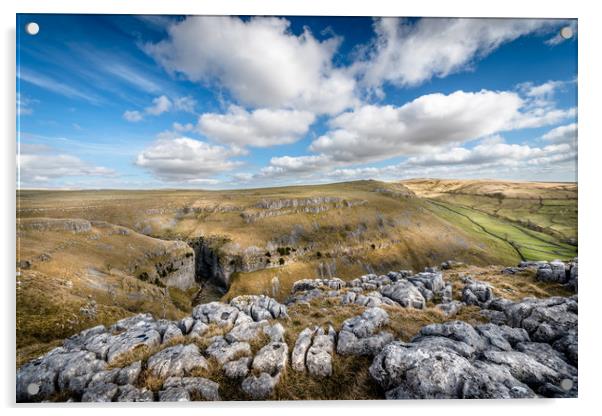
[187,237,266,288]
[151,243,196,290]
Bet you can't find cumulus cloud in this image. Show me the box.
[173,96,197,113]
[18,144,114,185]
[123,110,143,122]
[124,95,197,122]
[135,137,241,181]
[310,90,524,163]
[355,18,560,91]
[198,106,316,148]
[542,123,577,144]
[324,136,576,182]
[144,16,357,114]
[145,95,172,115]
[307,85,575,164]
[173,122,194,132]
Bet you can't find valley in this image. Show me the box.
[16,179,577,366]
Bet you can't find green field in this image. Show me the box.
[426,200,576,261]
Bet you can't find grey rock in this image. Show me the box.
[291,327,315,372]
[306,328,336,377]
[476,323,530,351]
[536,261,568,283]
[224,357,252,378]
[147,344,208,378]
[503,297,577,343]
[515,342,577,379]
[408,271,446,294]
[230,295,288,321]
[106,315,162,364]
[414,321,488,351]
[553,329,578,366]
[462,361,536,399]
[265,322,285,342]
[226,320,268,343]
[115,361,142,385]
[188,320,209,339]
[161,377,220,401]
[337,330,394,356]
[411,336,477,358]
[252,342,288,375]
[88,368,119,386]
[242,372,279,399]
[462,280,495,308]
[159,387,189,401]
[179,317,195,334]
[370,341,477,397]
[63,325,110,360]
[192,302,239,326]
[81,382,119,402]
[116,384,154,402]
[337,307,393,356]
[480,309,508,325]
[57,351,107,394]
[436,300,463,317]
[441,283,453,303]
[162,323,183,343]
[206,337,251,365]
[380,281,425,309]
[340,307,389,338]
[482,349,563,387]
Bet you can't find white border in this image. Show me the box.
[2,1,601,415]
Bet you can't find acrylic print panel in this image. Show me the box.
[16,14,578,402]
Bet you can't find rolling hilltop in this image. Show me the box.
[16,179,577,364]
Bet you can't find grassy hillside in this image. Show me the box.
[403,179,577,243]
[16,218,196,366]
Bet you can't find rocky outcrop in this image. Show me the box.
[16,264,578,402]
[516,259,578,293]
[370,320,577,399]
[292,326,337,377]
[337,307,394,356]
[241,197,366,223]
[16,293,290,403]
[462,278,495,308]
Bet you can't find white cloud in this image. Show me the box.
[124,95,198,122]
[325,136,576,182]
[173,96,197,113]
[123,110,143,122]
[18,144,114,185]
[198,106,316,148]
[173,122,194,132]
[355,18,559,91]
[261,155,331,175]
[135,137,241,181]
[144,16,357,114]
[145,95,172,115]
[542,123,577,144]
[310,89,524,163]
[307,85,575,165]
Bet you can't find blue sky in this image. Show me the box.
[16,15,577,189]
